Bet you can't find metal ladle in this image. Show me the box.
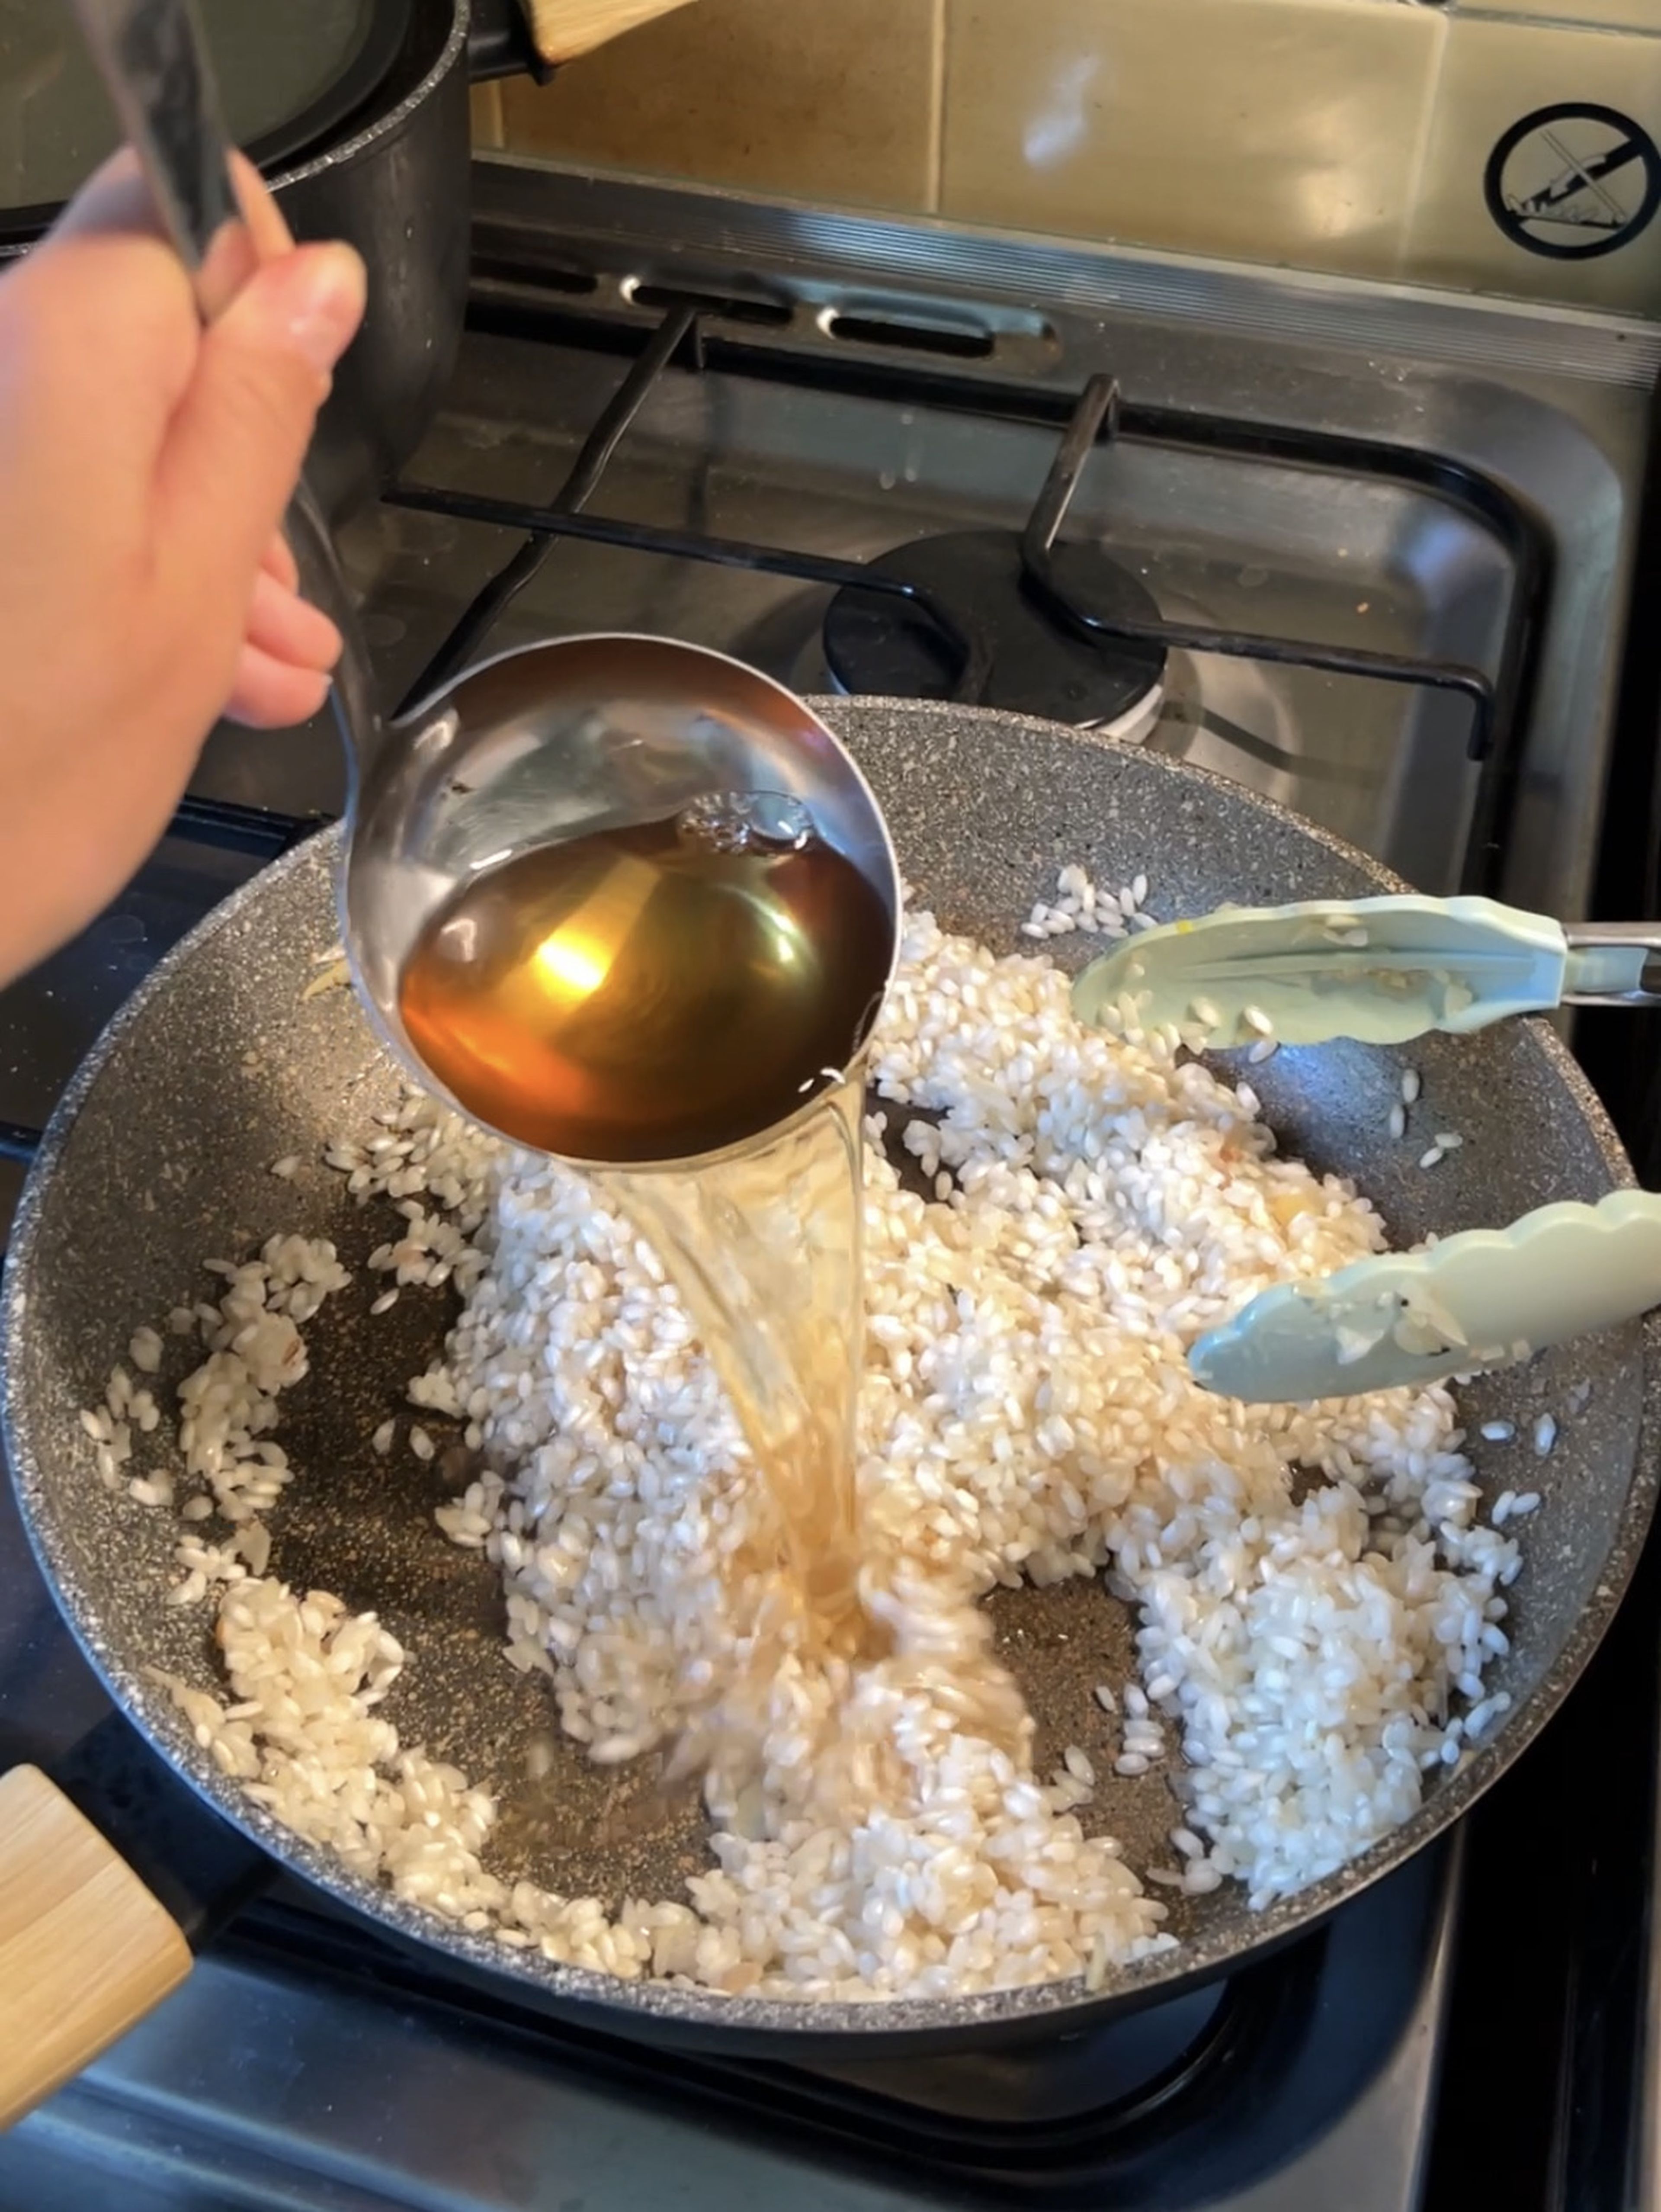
[68,0,901,1165]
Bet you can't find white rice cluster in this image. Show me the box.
[1020,864,1153,941]
[150,1583,510,1926]
[173,1236,351,1521]
[152,1575,720,1976]
[87,1233,353,1594]
[78,1361,162,1493]
[1113,1682,1167,1776]
[1239,1005,1278,1065]
[140,871,1530,2000]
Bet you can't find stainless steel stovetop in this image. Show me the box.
[3,161,1661,2211]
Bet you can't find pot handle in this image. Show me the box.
[470,0,558,83]
[514,0,700,67]
[0,1765,191,2128]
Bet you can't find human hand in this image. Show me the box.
[0,149,365,983]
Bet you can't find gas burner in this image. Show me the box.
[822,527,1168,735]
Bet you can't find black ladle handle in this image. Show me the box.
[67,0,385,775]
[66,0,250,318]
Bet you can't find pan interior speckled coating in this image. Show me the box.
[6,699,1659,2055]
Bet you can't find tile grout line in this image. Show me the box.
[471,78,507,154]
[1398,6,1451,281]
[928,0,948,215]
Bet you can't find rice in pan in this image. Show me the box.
[116,871,1520,2002]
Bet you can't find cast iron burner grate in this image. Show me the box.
[379,346,1507,775]
[0,286,1535,1171]
[822,527,1167,732]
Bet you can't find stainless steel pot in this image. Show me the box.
[274,0,475,520]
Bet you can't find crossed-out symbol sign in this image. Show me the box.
[1484,102,1661,260]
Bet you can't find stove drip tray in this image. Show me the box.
[823,528,1168,735]
[189,1837,1448,2211]
[801,1977,1226,2125]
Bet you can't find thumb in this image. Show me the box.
[156,241,366,600]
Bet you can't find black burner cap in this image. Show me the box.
[823,528,1167,727]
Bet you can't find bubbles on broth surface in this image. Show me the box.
[676,790,815,855]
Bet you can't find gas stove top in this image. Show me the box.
[3,162,1661,2211]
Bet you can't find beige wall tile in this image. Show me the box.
[498,0,943,213]
[470,81,505,151]
[940,0,1445,278]
[1453,0,1661,27]
[1403,16,1661,309]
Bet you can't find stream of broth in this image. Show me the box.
[398,796,891,1670]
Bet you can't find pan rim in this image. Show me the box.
[6,701,1658,2048]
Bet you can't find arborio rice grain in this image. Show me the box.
[126,872,1522,2001]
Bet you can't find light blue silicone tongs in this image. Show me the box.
[1190,1190,1661,1403]
[1073,894,1661,1048]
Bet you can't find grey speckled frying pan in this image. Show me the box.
[3,697,1658,2090]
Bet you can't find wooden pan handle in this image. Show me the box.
[0,1766,191,2129]
[514,0,700,66]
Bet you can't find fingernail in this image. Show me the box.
[280,243,368,378]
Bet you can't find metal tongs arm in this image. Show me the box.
[1563,923,1661,1008]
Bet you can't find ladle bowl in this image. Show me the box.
[340,633,902,1166]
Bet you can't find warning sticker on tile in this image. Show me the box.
[1485,103,1661,260]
